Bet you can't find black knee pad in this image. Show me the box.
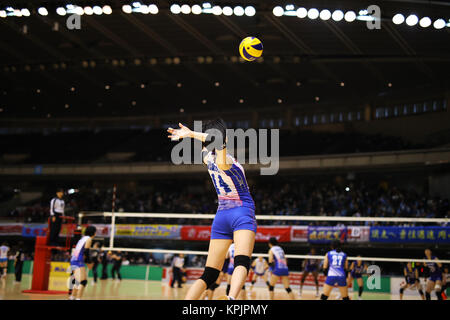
[425,292,431,300]
[320,294,328,300]
[80,280,88,287]
[251,280,255,285]
[268,285,274,291]
[242,285,246,290]
[418,289,424,295]
[72,278,76,285]
[200,267,220,288]
[234,255,251,273]
[399,288,404,294]
[285,287,292,293]
[343,296,350,300]
[208,282,219,291]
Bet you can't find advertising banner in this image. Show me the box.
[21,224,47,237]
[0,224,23,236]
[48,261,70,292]
[180,226,292,242]
[254,226,291,242]
[114,224,181,239]
[307,226,347,243]
[369,226,450,243]
[291,226,309,242]
[347,226,370,242]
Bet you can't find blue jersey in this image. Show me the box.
[327,250,347,277]
[70,236,90,263]
[205,152,255,211]
[352,261,365,275]
[425,256,442,276]
[405,266,418,282]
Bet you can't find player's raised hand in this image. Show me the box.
[167,122,192,140]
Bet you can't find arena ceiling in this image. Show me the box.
[0,0,449,120]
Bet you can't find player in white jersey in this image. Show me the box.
[69,226,96,300]
[250,256,269,291]
[168,119,257,300]
[267,237,295,300]
[0,242,10,282]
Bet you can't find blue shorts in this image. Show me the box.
[351,272,362,279]
[211,206,257,240]
[255,271,265,276]
[0,258,7,263]
[273,268,289,277]
[429,274,442,282]
[325,276,347,287]
[70,260,85,270]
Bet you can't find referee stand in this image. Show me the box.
[22,216,76,294]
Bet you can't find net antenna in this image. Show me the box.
[109,184,117,250]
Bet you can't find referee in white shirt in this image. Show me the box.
[49,188,65,246]
[170,254,185,288]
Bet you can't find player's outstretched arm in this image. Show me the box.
[167,123,208,142]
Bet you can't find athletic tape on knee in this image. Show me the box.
[234,255,251,273]
[200,267,220,288]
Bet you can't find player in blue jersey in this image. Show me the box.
[321,241,349,300]
[168,119,257,300]
[299,248,320,298]
[424,248,443,300]
[267,237,295,300]
[347,255,367,300]
[399,262,424,300]
[69,226,96,300]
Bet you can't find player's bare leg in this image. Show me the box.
[185,239,231,300]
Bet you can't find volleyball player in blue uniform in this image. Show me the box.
[399,262,424,300]
[69,226,96,300]
[267,237,295,300]
[424,248,443,300]
[347,255,367,300]
[321,241,349,300]
[299,248,320,298]
[168,120,257,300]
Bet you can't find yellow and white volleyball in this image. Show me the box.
[239,37,263,61]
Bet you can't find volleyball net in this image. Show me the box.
[78,211,450,264]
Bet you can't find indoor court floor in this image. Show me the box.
[0,274,430,300]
